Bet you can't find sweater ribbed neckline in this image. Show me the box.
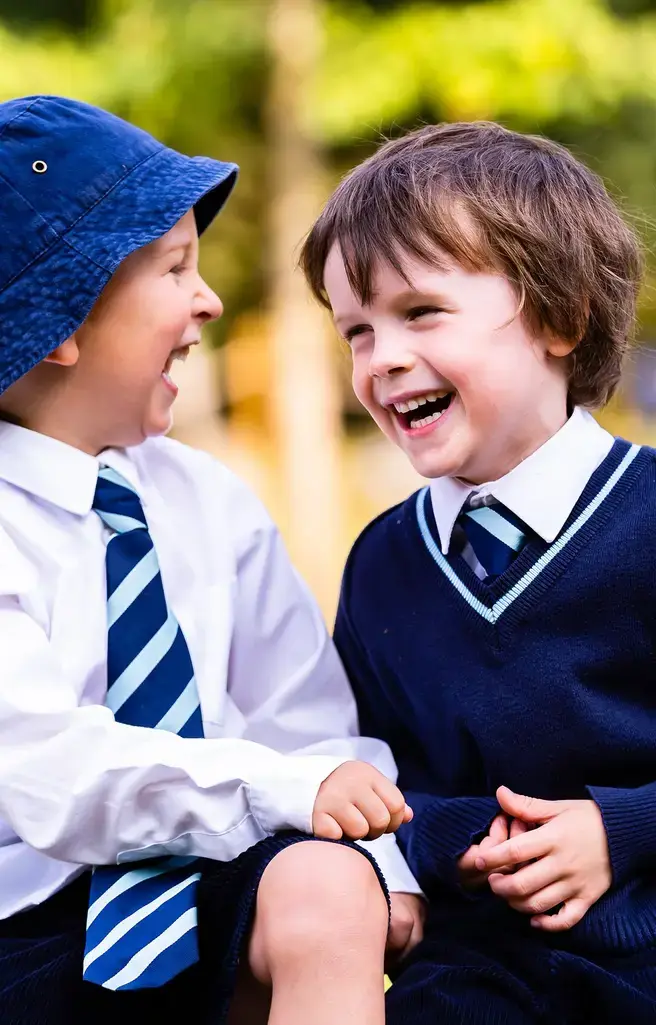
[416,438,645,636]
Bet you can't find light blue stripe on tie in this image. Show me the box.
[87,862,175,927]
[156,677,200,733]
[107,547,160,628]
[101,511,147,535]
[107,613,179,715]
[466,506,525,551]
[99,467,138,493]
[84,872,200,972]
[106,906,198,992]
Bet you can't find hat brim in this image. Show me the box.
[0,145,238,394]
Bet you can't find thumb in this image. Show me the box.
[496,785,558,823]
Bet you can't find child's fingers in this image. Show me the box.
[474,825,551,873]
[508,880,574,917]
[496,786,560,823]
[458,843,480,872]
[487,855,560,901]
[385,801,412,834]
[488,813,509,846]
[531,897,589,932]
[372,775,407,809]
[401,803,413,825]
[510,817,529,837]
[336,804,373,840]
[311,811,344,840]
[354,790,396,839]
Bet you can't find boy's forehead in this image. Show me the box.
[156,211,198,249]
[325,242,459,310]
[128,213,197,268]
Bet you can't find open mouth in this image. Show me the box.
[163,344,191,377]
[392,391,454,431]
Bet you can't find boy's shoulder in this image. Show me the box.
[133,435,261,513]
[344,488,425,587]
[133,436,280,547]
[132,434,236,490]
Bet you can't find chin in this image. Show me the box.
[403,446,469,481]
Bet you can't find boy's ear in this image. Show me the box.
[545,331,578,359]
[43,335,80,367]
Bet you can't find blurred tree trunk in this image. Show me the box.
[266,0,344,617]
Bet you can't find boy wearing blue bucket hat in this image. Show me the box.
[0,96,423,1025]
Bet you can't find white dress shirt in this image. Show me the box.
[0,424,419,919]
[429,408,615,553]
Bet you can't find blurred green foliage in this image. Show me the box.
[1,0,656,338]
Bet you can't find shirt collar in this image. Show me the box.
[429,408,615,555]
[0,422,140,516]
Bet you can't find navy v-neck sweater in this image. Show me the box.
[336,438,656,956]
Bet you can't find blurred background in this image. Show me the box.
[3,0,656,618]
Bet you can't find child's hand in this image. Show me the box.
[458,813,528,889]
[312,761,412,841]
[474,786,612,931]
[385,893,426,968]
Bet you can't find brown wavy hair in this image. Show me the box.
[300,122,643,408]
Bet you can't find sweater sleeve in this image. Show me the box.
[334,575,499,896]
[399,789,500,893]
[587,782,656,886]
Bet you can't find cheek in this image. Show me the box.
[350,353,372,406]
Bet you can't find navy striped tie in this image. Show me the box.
[458,496,530,581]
[83,466,203,991]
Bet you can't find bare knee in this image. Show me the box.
[248,841,387,984]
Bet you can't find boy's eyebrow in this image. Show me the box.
[332,286,453,326]
[392,286,450,304]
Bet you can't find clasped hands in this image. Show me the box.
[458,786,612,931]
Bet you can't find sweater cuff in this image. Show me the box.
[587,782,656,886]
[402,794,499,895]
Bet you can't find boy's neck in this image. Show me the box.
[458,407,571,487]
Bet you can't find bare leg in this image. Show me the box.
[244,841,388,1025]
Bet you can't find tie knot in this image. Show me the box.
[457,498,529,580]
[93,466,147,534]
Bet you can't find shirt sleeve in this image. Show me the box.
[587,783,656,886]
[0,588,350,867]
[224,480,422,895]
[334,564,498,896]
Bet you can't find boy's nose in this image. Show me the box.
[368,336,416,378]
[195,277,224,323]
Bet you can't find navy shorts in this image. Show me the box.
[386,901,656,1025]
[0,833,385,1025]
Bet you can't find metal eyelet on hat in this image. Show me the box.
[32,160,48,174]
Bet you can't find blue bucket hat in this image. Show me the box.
[0,95,238,394]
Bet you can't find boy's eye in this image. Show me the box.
[169,263,186,276]
[407,306,442,321]
[343,324,370,343]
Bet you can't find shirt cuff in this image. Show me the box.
[249,754,348,835]
[358,832,423,895]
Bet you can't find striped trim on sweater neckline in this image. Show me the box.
[415,443,642,624]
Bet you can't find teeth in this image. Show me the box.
[409,410,444,429]
[394,391,449,414]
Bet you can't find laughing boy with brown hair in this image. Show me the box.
[301,122,656,1022]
